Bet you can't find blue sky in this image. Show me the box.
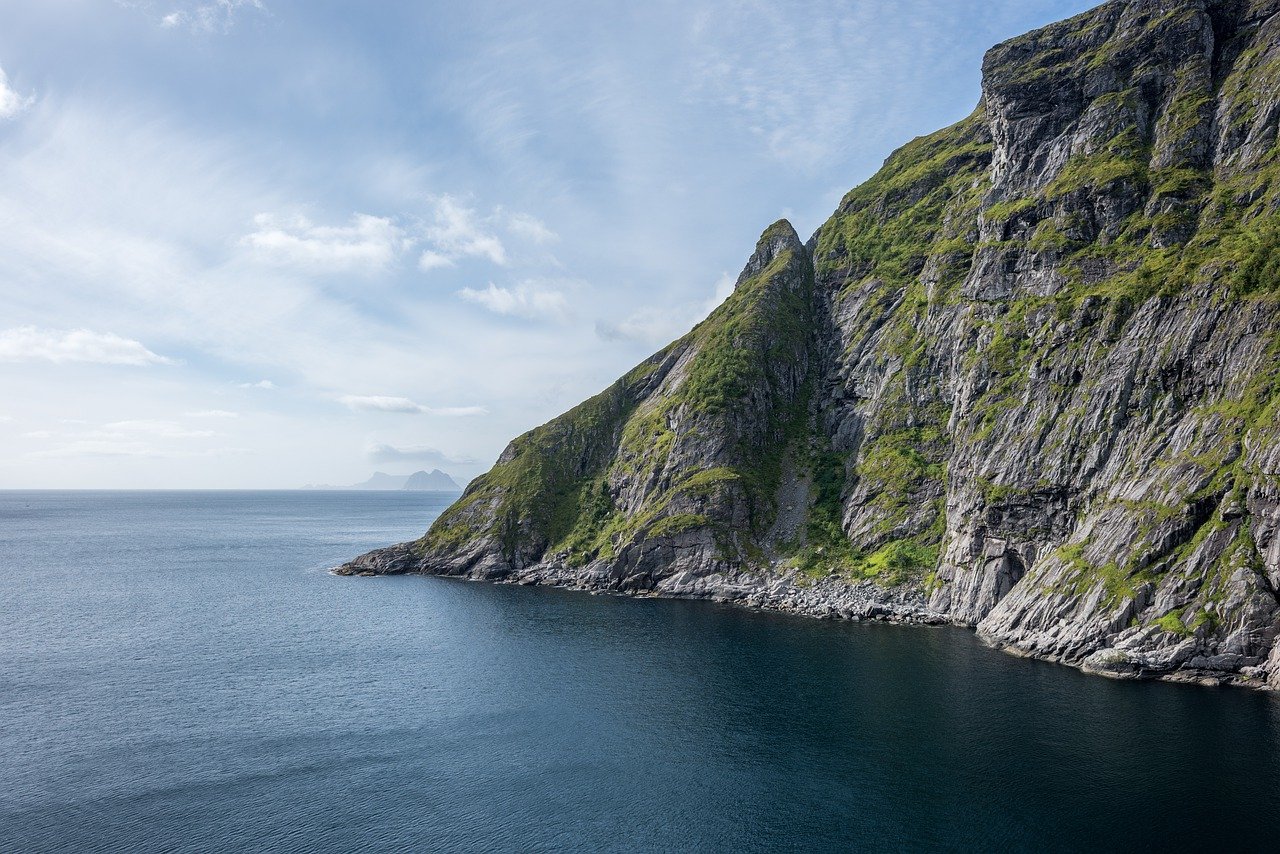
[0,0,1096,488]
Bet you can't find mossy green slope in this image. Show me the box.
[417,220,816,578]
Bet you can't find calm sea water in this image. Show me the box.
[2,490,1279,852]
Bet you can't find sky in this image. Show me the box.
[0,0,1097,488]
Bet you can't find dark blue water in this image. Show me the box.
[2,491,1279,852]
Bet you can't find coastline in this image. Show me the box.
[336,544,1274,693]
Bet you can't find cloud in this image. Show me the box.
[0,326,175,366]
[185,409,239,418]
[21,418,219,459]
[26,441,246,460]
[28,440,166,460]
[595,313,685,345]
[596,272,735,345]
[243,199,548,275]
[458,281,570,321]
[685,3,874,171]
[0,415,14,423]
[100,419,216,439]
[243,212,409,272]
[0,66,34,119]
[417,250,455,271]
[427,406,489,417]
[158,0,268,34]
[339,395,486,416]
[365,442,474,466]
[422,195,507,266]
[341,395,424,414]
[238,379,276,389]
[506,212,557,244]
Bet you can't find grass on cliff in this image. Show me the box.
[799,110,984,580]
[422,353,667,559]
[815,110,991,296]
[590,228,815,559]
[429,222,817,569]
[780,442,943,587]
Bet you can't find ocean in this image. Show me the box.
[2,490,1278,851]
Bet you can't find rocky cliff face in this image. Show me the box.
[342,0,1280,690]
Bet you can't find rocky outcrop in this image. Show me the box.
[342,0,1280,691]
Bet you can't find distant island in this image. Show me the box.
[304,469,462,491]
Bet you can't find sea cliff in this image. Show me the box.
[343,0,1280,690]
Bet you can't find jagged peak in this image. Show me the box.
[736,218,803,287]
[760,217,800,242]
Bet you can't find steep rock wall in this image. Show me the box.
[343,0,1280,690]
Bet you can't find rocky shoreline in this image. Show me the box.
[336,544,1273,692]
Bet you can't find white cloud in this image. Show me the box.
[417,250,455,271]
[0,66,34,120]
[243,212,408,272]
[340,395,424,414]
[158,0,268,34]
[365,442,474,466]
[0,415,14,423]
[0,326,175,366]
[595,312,685,346]
[26,441,245,461]
[597,272,735,345]
[28,440,165,460]
[709,272,737,303]
[458,281,569,321]
[100,419,215,439]
[20,418,219,460]
[238,379,277,390]
[242,199,550,276]
[506,212,557,244]
[185,409,239,418]
[430,409,488,419]
[339,395,486,416]
[428,406,489,417]
[423,195,507,266]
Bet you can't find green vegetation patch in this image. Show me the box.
[815,110,992,297]
[422,353,668,560]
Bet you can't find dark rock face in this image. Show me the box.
[341,0,1280,690]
